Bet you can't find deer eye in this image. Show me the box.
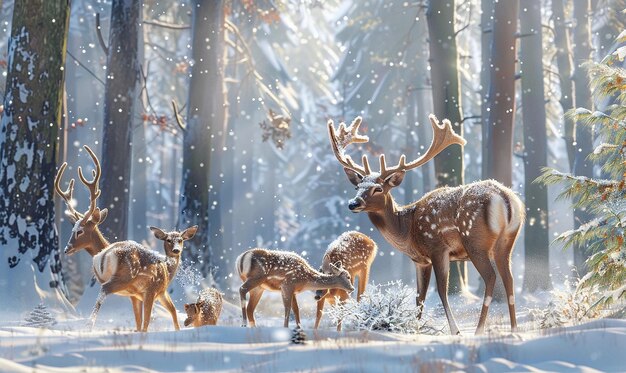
[75,230,83,237]
[373,186,383,194]
[167,238,172,243]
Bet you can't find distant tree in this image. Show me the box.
[426,0,467,293]
[480,0,494,179]
[99,0,142,241]
[0,0,71,310]
[485,0,519,187]
[540,36,626,308]
[519,0,551,292]
[178,0,226,283]
[552,0,576,170]
[572,0,595,273]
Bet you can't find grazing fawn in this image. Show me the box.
[236,249,354,328]
[314,231,377,331]
[328,115,524,335]
[184,288,224,327]
[90,225,197,331]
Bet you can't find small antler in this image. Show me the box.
[77,145,101,224]
[378,114,466,180]
[54,162,83,222]
[328,116,371,175]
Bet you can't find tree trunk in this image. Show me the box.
[481,0,494,179]
[130,20,148,243]
[0,0,71,311]
[519,0,551,292]
[426,1,467,294]
[100,0,142,241]
[426,0,467,294]
[553,0,576,171]
[178,0,225,284]
[486,0,519,187]
[572,0,594,274]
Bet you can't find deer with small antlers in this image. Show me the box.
[90,225,197,331]
[328,115,524,335]
[314,231,377,331]
[236,248,354,328]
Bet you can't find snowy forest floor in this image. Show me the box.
[0,293,625,372]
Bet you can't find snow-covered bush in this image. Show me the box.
[529,282,600,329]
[324,281,437,334]
[22,303,57,328]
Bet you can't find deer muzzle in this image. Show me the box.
[64,245,75,255]
[348,197,365,212]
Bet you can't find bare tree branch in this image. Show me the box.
[96,13,109,54]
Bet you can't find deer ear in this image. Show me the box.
[384,171,405,187]
[150,226,168,240]
[344,168,364,186]
[64,211,79,224]
[97,208,108,224]
[90,207,107,224]
[182,225,198,240]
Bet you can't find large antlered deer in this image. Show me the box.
[327,115,524,335]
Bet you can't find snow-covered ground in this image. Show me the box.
[1,292,625,372]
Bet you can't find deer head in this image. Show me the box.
[183,303,201,327]
[150,225,198,257]
[315,261,345,301]
[328,115,466,213]
[326,262,353,293]
[55,146,108,255]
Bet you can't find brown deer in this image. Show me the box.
[184,288,224,327]
[55,146,141,326]
[314,231,377,331]
[236,248,355,328]
[90,225,197,331]
[328,115,524,335]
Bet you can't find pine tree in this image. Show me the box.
[539,32,626,306]
[23,303,57,328]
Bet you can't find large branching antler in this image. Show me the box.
[328,116,371,175]
[328,114,466,179]
[77,145,102,224]
[378,114,466,180]
[54,162,83,222]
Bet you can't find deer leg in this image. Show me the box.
[130,297,143,331]
[281,286,294,328]
[416,264,432,319]
[141,293,157,332]
[494,243,517,332]
[431,254,460,335]
[314,296,326,329]
[89,279,128,329]
[158,292,180,331]
[471,251,497,335]
[246,288,264,327]
[239,278,262,327]
[291,294,301,328]
[88,289,107,329]
[357,269,368,302]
